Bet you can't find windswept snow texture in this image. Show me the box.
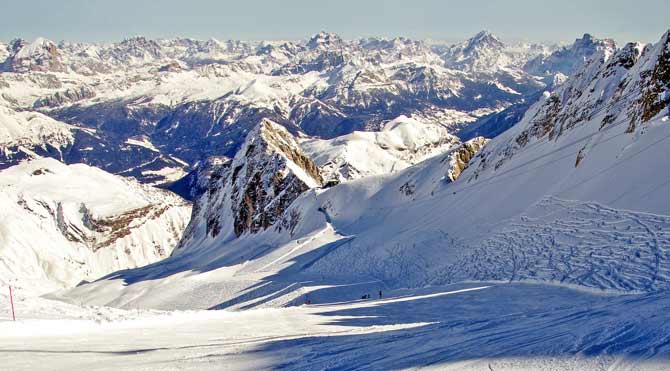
[0,158,191,295]
[4,283,670,370]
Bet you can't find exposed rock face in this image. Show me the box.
[158,61,184,73]
[638,33,670,123]
[176,119,322,252]
[445,136,489,182]
[523,33,616,79]
[307,31,344,51]
[33,86,96,108]
[1,38,66,73]
[0,158,191,293]
[469,29,670,180]
[230,119,322,236]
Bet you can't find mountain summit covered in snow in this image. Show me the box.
[0,30,603,186]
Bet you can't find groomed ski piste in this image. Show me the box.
[3,282,670,370]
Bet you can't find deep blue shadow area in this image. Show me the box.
[243,283,670,370]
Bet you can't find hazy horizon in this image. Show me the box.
[2,0,669,45]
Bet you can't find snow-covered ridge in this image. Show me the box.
[470,31,666,176]
[0,30,575,184]
[0,104,74,148]
[301,115,462,182]
[0,158,191,295]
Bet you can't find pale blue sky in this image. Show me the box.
[3,0,669,44]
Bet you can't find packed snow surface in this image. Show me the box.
[3,283,670,370]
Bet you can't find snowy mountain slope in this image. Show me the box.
[0,31,570,184]
[0,104,75,166]
[0,158,191,295]
[58,128,488,310]
[56,29,670,311]
[7,283,670,370]
[301,115,461,182]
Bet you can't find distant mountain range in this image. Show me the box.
[5,28,662,302]
[0,31,612,186]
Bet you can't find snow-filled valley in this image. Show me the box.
[1,20,670,371]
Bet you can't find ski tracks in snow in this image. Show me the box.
[444,197,670,291]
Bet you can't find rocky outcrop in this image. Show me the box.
[229,119,322,236]
[33,86,96,108]
[1,38,66,73]
[638,32,670,123]
[177,119,323,252]
[158,61,184,73]
[445,136,489,182]
[1,158,191,292]
[468,29,670,180]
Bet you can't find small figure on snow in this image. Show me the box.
[378,290,382,299]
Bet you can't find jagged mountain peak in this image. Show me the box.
[245,118,323,188]
[121,35,153,44]
[579,33,594,42]
[442,30,523,73]
[571,32,616,54]
[108,35,164,61]
[2,36,64,73]
[472,27,670,180]
[307,31,344,50]
[177,118,323,247]
[522,32,616,80]
[607,41,644,70]
[14,37,57,56]
[7,38,28,53]
[465,30,505,51]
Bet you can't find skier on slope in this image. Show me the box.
[379,290,382,299]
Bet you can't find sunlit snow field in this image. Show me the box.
[2,282,670,370]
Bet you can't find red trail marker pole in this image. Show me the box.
[9,286,15,321]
